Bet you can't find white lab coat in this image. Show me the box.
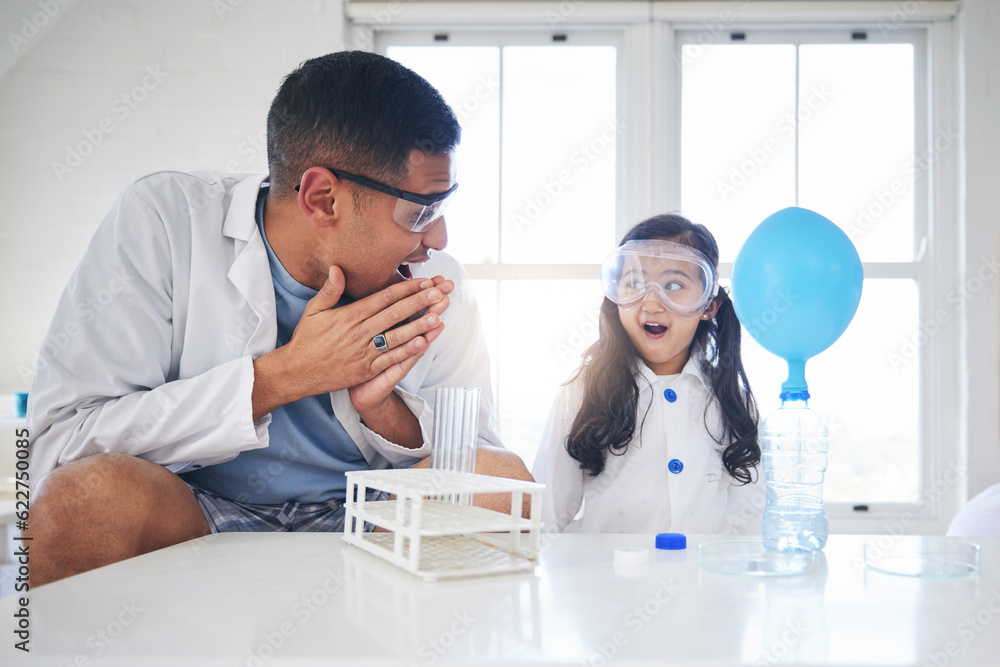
[532,354,764,534]
[947,483,1000,537]
[27,171,500,490]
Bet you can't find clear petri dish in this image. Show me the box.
[863,537,980,577]
[698,538,817,577]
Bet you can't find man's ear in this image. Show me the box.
[297,167,351,228]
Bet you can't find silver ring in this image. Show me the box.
[372,333,389,352]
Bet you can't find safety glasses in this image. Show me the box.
[297,169,458,233]
[601,239,719,318]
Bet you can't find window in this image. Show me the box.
[678,30,925,505]
[381,31,621,468]
[359,1,961,532]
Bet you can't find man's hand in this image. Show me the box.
[252,267,455,422]
[347,274,455,448]
[348,275,454,411]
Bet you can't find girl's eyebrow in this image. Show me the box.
[657,268,693,280]
[622,268,650,279]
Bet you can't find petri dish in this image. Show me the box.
[698,538,817,577]
[863,537,980,577]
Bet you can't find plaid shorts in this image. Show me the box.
[185,482,389,534]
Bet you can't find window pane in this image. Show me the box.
[470,279,499,404]
[680,44,797,262]
[496,279,602,467]
[389,40,619,472]
[742,279,920,502]
[798,44,915,262]
[387,46,501,264]
[501,46,617,264]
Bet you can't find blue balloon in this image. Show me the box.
[731,207,863,393]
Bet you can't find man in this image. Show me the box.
[26,51,530,585]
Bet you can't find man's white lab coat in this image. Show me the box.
[532,355,764,534]
[27,171,499,489]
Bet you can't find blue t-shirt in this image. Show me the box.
[182,185,367,503]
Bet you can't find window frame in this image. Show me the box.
[671,25,952,533]
[351,1,964,535]
[375,28,629,462]
[375,27,630,274]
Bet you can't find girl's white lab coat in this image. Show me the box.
[532,355,764,534]
[28,171,499,489]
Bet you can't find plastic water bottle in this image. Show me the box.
[761,391,829,551]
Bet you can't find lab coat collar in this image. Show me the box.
[635,349,709,394]
[222,173,269,241]
[223,173,277,358]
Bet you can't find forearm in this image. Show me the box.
[355,391,424,450]
[252,346,332,422]
[30,357,266,488]
[251,340,425,448]
[252,348,300,422]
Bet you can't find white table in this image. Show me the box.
[1,533,997,666]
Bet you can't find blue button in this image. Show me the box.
[668,459,683,474]
[664,388,677,402]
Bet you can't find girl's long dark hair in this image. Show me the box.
[565,214,761,484]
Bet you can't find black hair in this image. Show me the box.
[266,51,461,200]
[565,214,761,484]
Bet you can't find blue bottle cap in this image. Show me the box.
[779,389,810,401]
[655,533,686,550]
[13,392,27,419]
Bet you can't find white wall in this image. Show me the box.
[0,0,349,401]
[958,0,1000,498]
[0,0,997,501]
[0,0,76,80]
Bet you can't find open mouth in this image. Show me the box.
[397,259,428,281]
[643,323,667,336]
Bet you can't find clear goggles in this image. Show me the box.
[601,239,719,318]
[297,169,458,233]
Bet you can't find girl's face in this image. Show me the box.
[617,239,719,375]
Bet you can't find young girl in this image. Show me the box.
[532,214,763,534]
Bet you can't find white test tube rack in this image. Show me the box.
[343,468,544,581]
